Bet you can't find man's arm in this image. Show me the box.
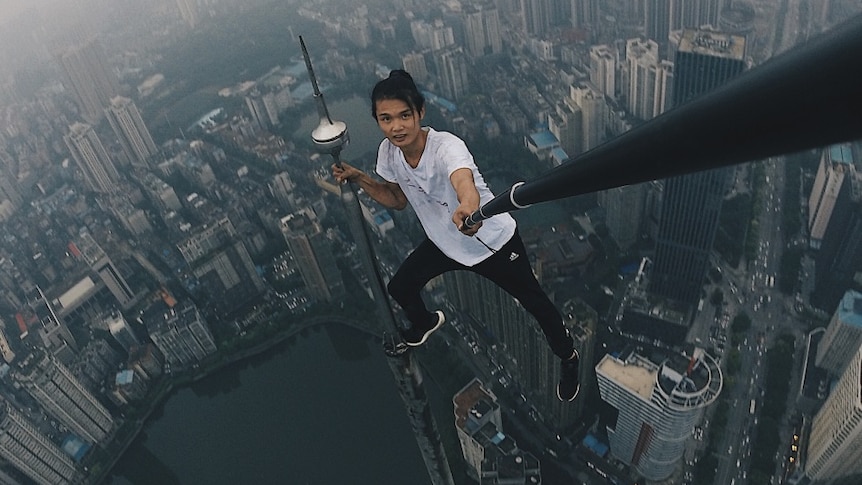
[332,162,408,209]
[450,168,482,236]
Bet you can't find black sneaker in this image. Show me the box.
[402,311,445,347]
[557,350,580,402]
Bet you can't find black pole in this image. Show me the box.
[466,13,862,227]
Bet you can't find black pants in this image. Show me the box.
[387,230,574,360]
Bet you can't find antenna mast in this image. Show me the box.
[299,36,455,485]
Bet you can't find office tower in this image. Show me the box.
[434,47,470,101]
[145,299,217,368]
[644,0,672,53]
[816,290,862,375]
[443,271,593,428]
[808,144,857,250]
[105,96,157,167]
[0,400,78,485]
[105,311,141,353]
[645,0,723,57]
[453,379,542,483]
[56,39,120,123]
[805,341,862,482]
[598,183,647,250]
[811,170,862,311]
[401,52,429,83]
[596,347,722,480]
[649,29,745,306]
[280,209,344,303]
[63,122,121,193]
[463,3,503,58]
[14,352,114,443]
[589,44,617,99]
[140,173,182,211]
[625,37,674,121]
[75,231,136,308]
[128,343,165,380]
[269,171,297,210]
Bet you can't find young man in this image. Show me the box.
[332,70,580,401]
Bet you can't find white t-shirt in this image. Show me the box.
[376,127,516,266]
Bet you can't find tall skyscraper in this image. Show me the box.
[63,122,121,193]
[625,37,674,121]
[569,84,607,155]
[596,347,722,480]
[105,96,157,167]
[0,400,79,485]
[805,341,862,482]
[548,100,580,160]
[105,311,142,353]
[520,0,552,37]
[14,352,114,443]
[650,29,745,306]
[453,379,542,483]
[56,39,120,123]
[145,299,217,368]
[808,144,857,249]
[280,209,344,302]
[815,290,862,376]
[811,167,862,311]
[571,0,600,32]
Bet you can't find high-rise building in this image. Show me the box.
[644,0,723,57]
[75,231,136,309]
[625,37,674,121]
[520,0,552,37]
[63,122,121,193]
[571,0,600,32]
[0,400,79,485]
[548,100,580,161]
[434,47,470,101]
[650,29,745,306]
[808,144,857,250]
[589,44,617,99]
[598,183,647,250]
[811,168,862,311]
[569,84,607,155]
[27,286,78,364]
[453,379,542,483]
[105,311,141,353]
[596,347,722,480]
[401,52,429,83]
[805,341,862,482]
[56,39,120,123]
[280,209,344,302]
[105,96,157,167]
[14,352,114,443]
[816,290,862,376]
[443,271,594,428]
[145,299,217,368]
[245,90,270,131]
[463,3,503,58]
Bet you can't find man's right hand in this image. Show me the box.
[332,162,361,184]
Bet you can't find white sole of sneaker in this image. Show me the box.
[405,311,445,346]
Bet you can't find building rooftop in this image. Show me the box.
[830,143,854,165]
[597,353,657,400]
[678,30,745,60]
[837,290,862,328]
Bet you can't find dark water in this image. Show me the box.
[108,325,433,485]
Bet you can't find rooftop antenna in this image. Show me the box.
[299,36,455,485]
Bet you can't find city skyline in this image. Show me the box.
[0,0,860,484]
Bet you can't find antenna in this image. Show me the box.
[299,36,349,161]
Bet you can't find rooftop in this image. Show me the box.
[837,290,862,328]
[597,353,657,400]
[678,30,746,60]
[830,143,855,165]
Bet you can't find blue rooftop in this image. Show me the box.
[837,290,862,327]
[529,130,559,149]
[830,143,854,164]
